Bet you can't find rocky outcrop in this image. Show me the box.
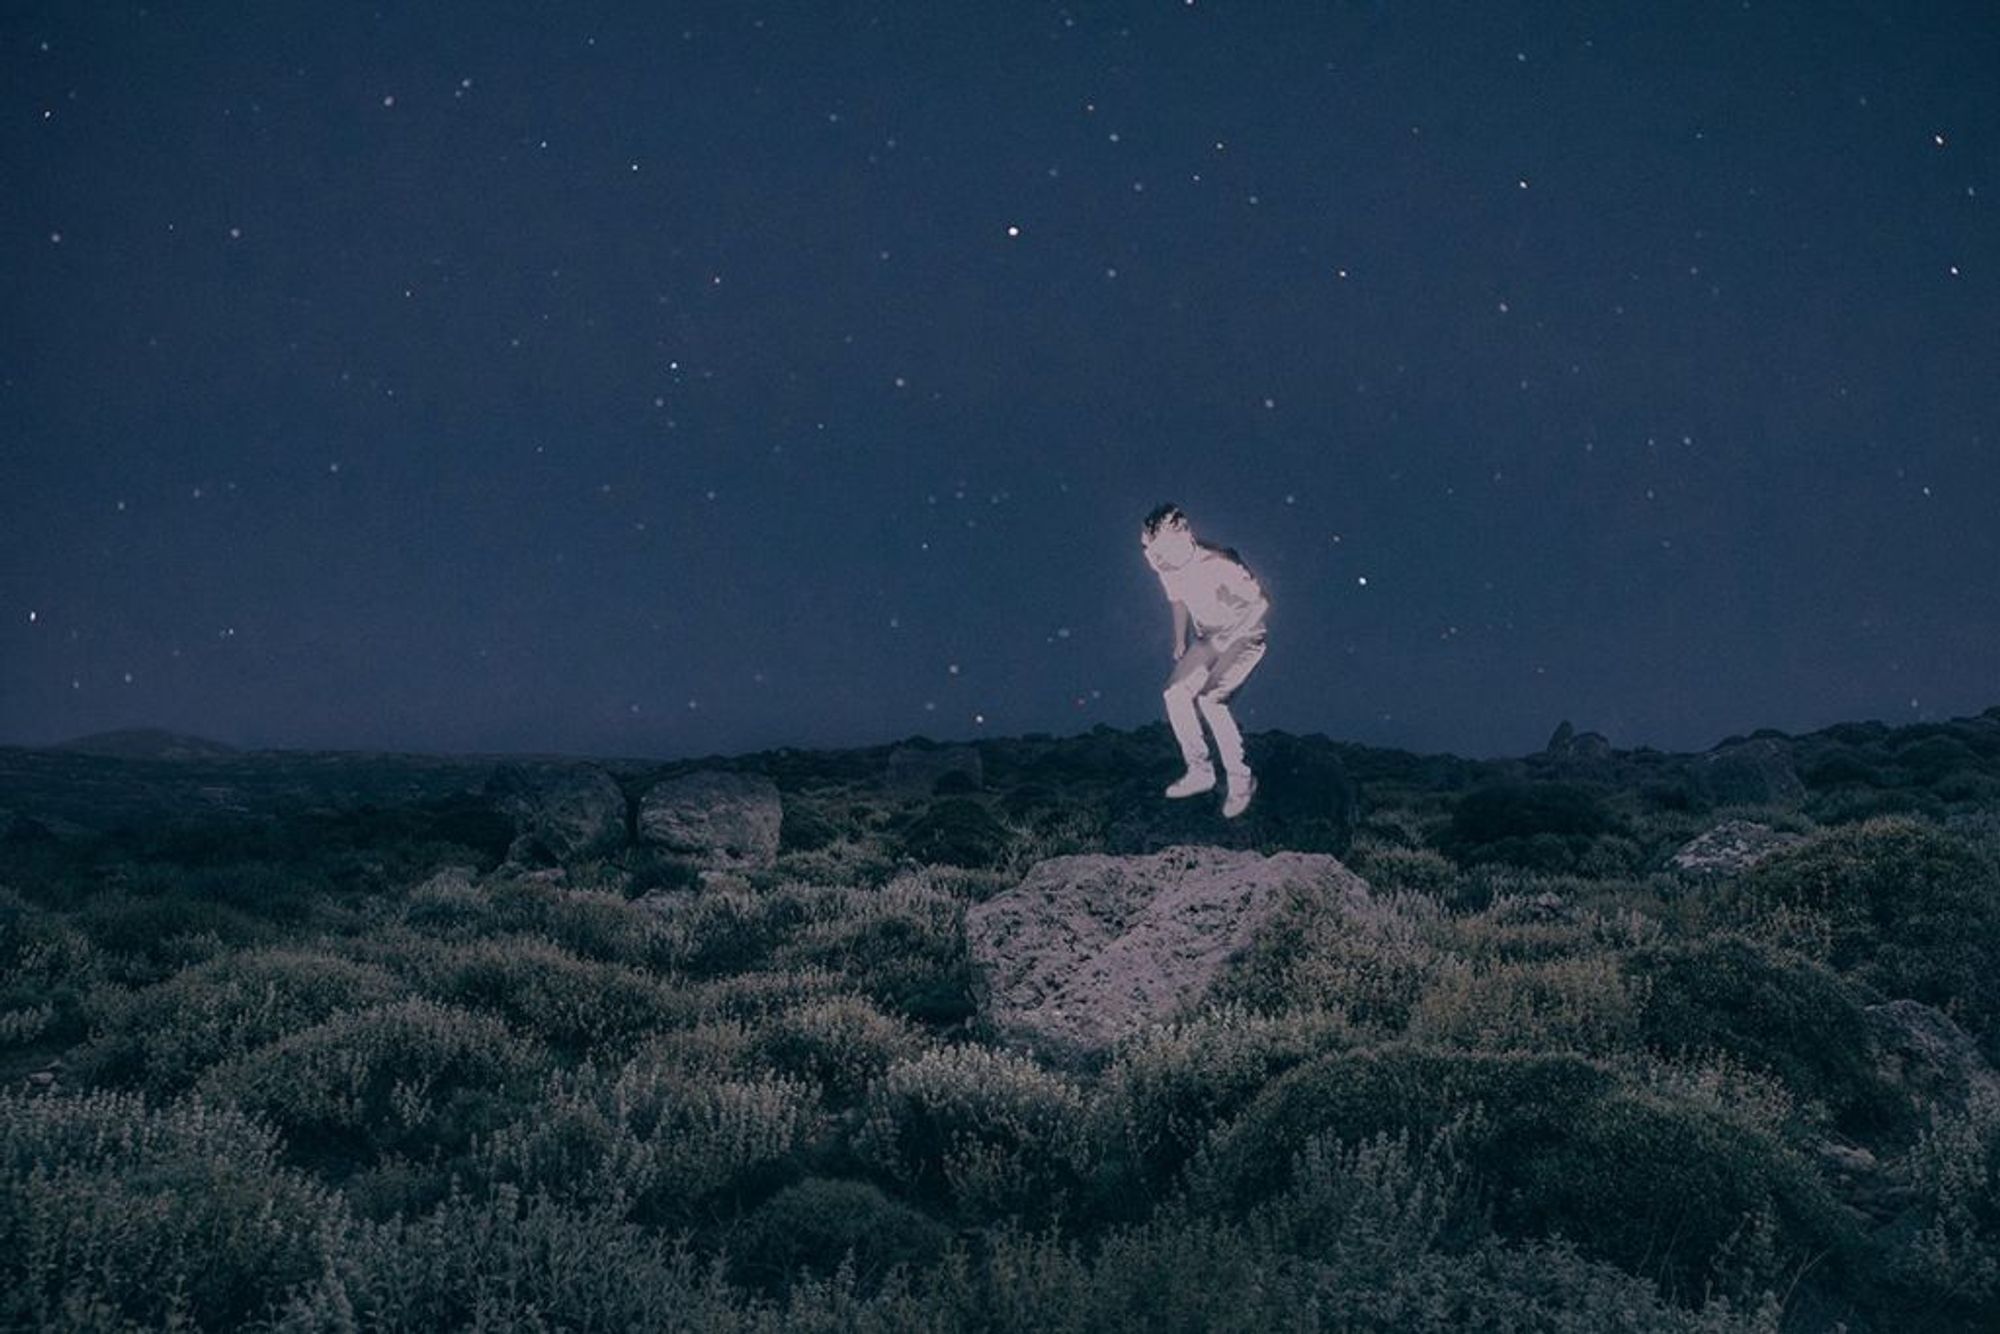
[637,769,783,870]
[484,762,628,865]
[1668,820,1810,878]
[1544,720,1613,762]
[1689,738,1806,808]
[964,844,1371,1062]
[1865,998,2000,1120]
[884,744,983,797]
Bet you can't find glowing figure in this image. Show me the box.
[1140,503,1269,817]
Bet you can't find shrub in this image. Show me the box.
[1440,782,1625,872]
[750,994,925,1105]
[1409,952,1646,1056]
[776,873,975,1026]
[1896,735,1983,786]
[1201,1044,1616,1211]
[195,996,552,1163]
[1509,1086,1856,1306]
[266,1181,741,1331]
[474,1050,824,1226]
[898,796,1011,870]
[1213,883,1447,1032]
[685,965,860,1024]
[622,844,703,896]
[538,886,668,965]
[855,1044,1096,1220]
[398,869,573,940]
[1351,843,1460,897]
[779,802,842,852]
[932,769,981,796]
[1731,817,2000,1044]
[998,781,1065,822]
[0,896,98,1049]
[73,945,407,1094]
[415,933,688,1058]
[648,885,809,978]
[1879,1088,2000,1319]
[1628,933,1906,1137]
[1203,1043,1852,1309]
[1095,1002,1351,1192]
[729,1176,952,1297]
[0,1087,346,1331]
[73,888,267,981]
[1804,748,1889,789]
[969,1151,1779,1334]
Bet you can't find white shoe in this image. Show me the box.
[1221,773,1257,818]
[1165,767,1217,798]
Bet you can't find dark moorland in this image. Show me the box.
[4,708,2000,1332]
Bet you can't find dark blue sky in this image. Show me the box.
[4,2,1995,760]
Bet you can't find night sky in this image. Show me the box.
[5,2,1996,762]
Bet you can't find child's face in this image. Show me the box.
[1142,520,1195,569]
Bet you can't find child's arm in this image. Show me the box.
[1171,600,1190,658]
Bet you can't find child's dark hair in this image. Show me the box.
[1142,502,1186,538]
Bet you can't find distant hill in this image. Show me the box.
[48,728,242,761]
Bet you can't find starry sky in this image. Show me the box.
[4,2,1996,762]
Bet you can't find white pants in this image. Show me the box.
[1163,632,1267,781]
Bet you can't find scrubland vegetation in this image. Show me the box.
[3,713,1999,1331]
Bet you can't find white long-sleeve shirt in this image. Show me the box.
[1154,544,1269,644]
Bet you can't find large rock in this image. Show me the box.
[964,844,1371,1062]
[637,769,783,869]
[1689,738,1805,807]
[1537,720,1616,780]
[484,762,628,865]
[1865,999,2000,1119]
[1668,820,1810,878]
[884,743,982,797]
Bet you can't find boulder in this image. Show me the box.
[1668,820,1810,878]
[1865,998,2000,1119]
[884,744,983,797]
[1689,738,1806,807]
[1543,720,1612,761]
[483,762,628,865]
[637,769,783,870]
[964,844,1371,1062]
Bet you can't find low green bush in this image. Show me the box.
[776,875,975,1026]
[728,1175,952,1297]
[778,802,842,852]
[72,888,269,982]
[899,797,1011,869]
[1203,1043,1855,1309]
[1095,1003,1351,1193]
[749,994,924,1105]
[195,996,552,1163]
[855,1043,1096,1220]
[1213,883,1448,1032]
[1440,782,1628,874]
[72,945,407,1094]
[1409,952,1645,1056]
[1730,817,2000,1046]
[268,1180,740,1331]
[474,1049,824,1227]
[414,932,688,1058]
[1628,933,1906,1137]
[0,1087,346,1331]
[1876,1089,2000,1324]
